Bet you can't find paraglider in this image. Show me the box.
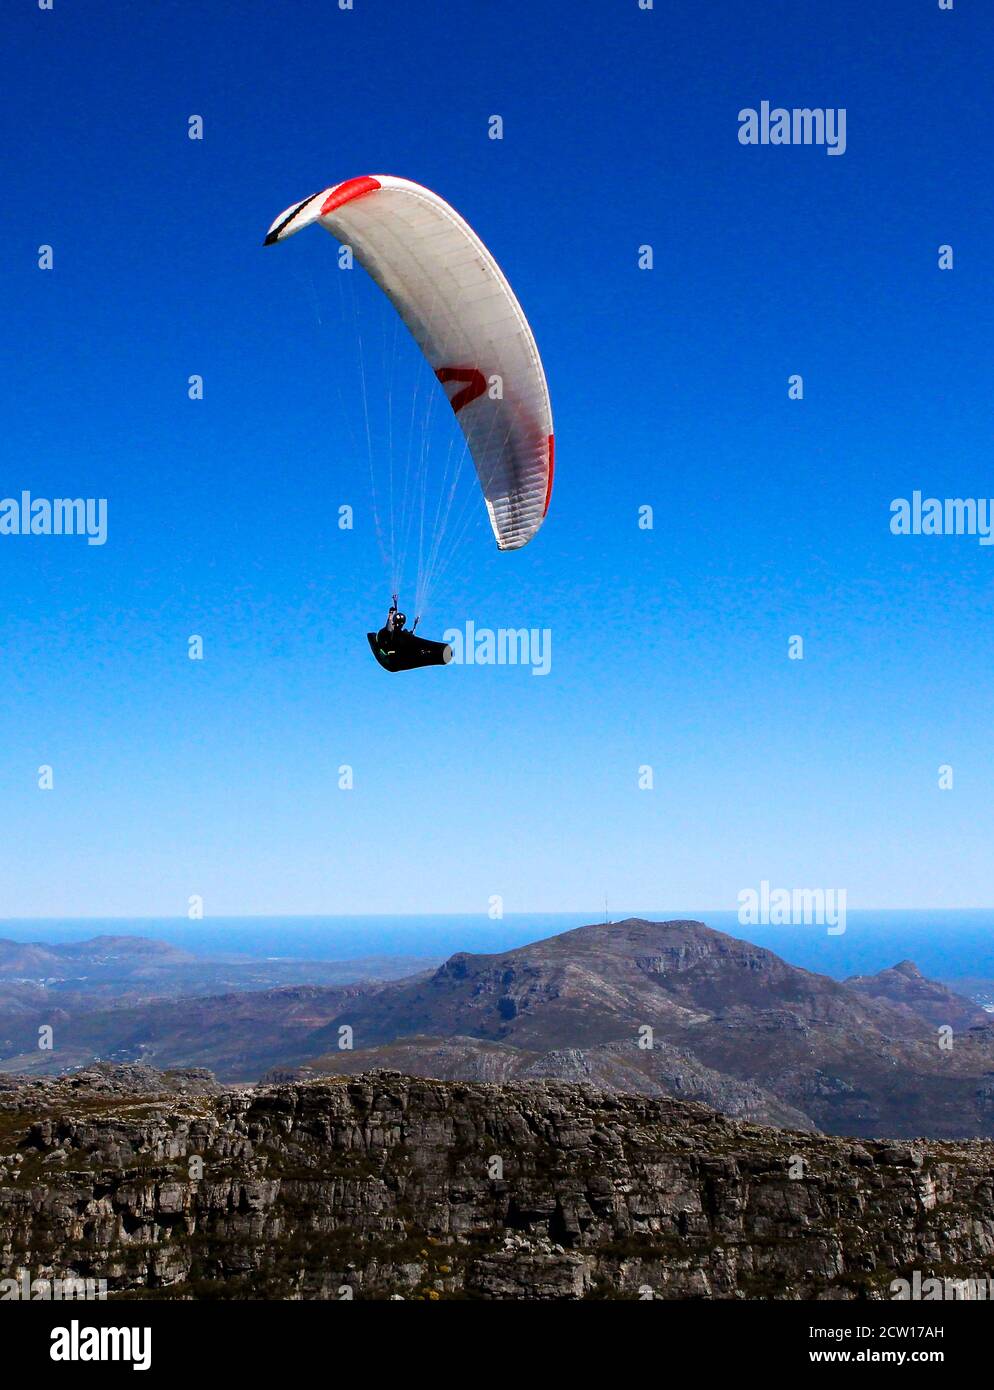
[263,175,554,671]
[366,597,453,673]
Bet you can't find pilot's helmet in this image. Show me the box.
[395,612,407,628]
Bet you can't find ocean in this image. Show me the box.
[0,910,992,982]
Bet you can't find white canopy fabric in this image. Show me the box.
[266,175,554,551]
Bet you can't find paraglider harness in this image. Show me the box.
[368,596,453,673]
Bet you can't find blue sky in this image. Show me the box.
[3,0,993,917]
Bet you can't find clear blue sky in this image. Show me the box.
[3,0,993,917]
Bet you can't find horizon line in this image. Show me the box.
[1,908,993,923]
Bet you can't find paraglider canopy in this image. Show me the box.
[264,175,555,553]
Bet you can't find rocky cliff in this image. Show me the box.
[1,1064,993,1300]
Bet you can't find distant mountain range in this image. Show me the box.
[1,919,992,1139]
[0,933,437,1010]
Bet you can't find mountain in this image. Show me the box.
[0,935,193,974]
[845,959,987,1030]
[1,1064,992,1300]
[5,919,994,1139]
[309,917,924,1048]
[289,919,994,1138]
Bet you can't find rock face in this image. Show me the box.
[278,1032,816,1132]
[1,1065,993,1300]
[845,960,988,1031]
